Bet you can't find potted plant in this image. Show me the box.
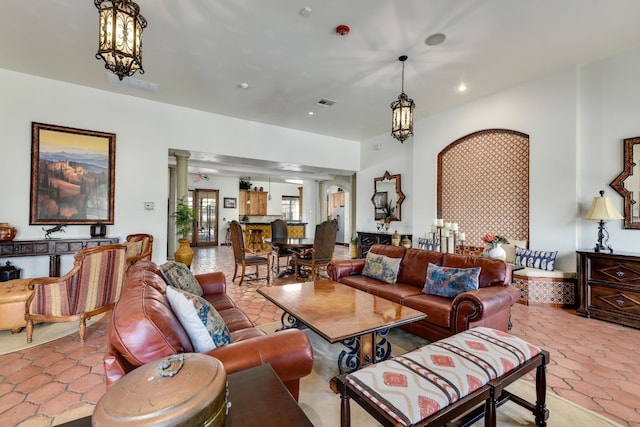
[382,199,395,231]
[172,197,195,266]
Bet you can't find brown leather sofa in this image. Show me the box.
[103,261,314,400]
[327,244,520,342]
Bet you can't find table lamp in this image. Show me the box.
[584,190,623,253]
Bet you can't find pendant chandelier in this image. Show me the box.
[95,0,147,80]
[390,55,415,143]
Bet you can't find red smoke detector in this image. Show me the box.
[336,25,350,36]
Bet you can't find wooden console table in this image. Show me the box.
[0,237,119,277]
[577,250,640,329]
[357,231,413,258]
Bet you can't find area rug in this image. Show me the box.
[258,322,622,427]
[0,314,105,355]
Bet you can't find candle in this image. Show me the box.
[431,225,437,233]
[451,223,458,231]
[444,230,450,238]
[437,219,444,227]
[432,218,438,226]
[445,222,452,230]
[459,232,466,241]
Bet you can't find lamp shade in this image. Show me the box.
[584,192,623,221]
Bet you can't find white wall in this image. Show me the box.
[0,69,359,277]
[359,46,640,272]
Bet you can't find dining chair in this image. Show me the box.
[230,220,270,285]
[294,220,338,280]
[124,233,153,268]
[271,219,293,273]
[25,244,128,343]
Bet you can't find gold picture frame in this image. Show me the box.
[30,122,116,225]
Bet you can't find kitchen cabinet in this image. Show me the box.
[577,250,640,329]
[239,190,267,216]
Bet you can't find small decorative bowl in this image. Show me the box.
[0,223,17,241]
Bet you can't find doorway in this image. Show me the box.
[191,189,219,246]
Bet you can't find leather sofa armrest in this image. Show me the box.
[451,285,520,333]
[327,260,366,281]
[207,328,313,384]
[195,271,227,295]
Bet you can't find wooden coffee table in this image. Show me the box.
[257,279,426,373]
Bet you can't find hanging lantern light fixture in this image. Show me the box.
[390,55,415,143]
[95,0,147,80]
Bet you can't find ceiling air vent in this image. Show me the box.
[317,98,336,107]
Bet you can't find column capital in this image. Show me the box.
[170,149,191,160]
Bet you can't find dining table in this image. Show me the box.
[266,237,314,278]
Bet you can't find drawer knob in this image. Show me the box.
[616,299,625,306]
[616,271,625,277]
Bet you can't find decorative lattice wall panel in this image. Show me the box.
[437,129,529,247]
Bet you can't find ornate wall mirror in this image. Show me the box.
[610,136,640,229]
[371,171,405,222]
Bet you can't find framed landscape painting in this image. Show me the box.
[30,122,116,225]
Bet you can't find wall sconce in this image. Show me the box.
[584,190,623,253]
[95,0,147,80]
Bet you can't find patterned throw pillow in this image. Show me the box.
[422,263,481,298]
[160,261,203,296]
[362,252,402,284]
[515,247,557,271]
[166,286,232,352]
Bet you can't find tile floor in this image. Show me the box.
[0,245,639,426]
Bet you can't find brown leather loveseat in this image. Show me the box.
[327,244,519,342]
[103,261,313,400]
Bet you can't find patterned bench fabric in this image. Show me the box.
[346,327,540,426]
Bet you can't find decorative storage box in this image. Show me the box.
[93,353,229,426]
[0,261,21,282]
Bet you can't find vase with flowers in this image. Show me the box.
[481,233,509,260]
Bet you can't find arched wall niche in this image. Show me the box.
[437,129,530,247]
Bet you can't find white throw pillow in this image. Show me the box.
[165,286,232,352]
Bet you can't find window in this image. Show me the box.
[281,196,300,221]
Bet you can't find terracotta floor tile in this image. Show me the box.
[5,365,42,385]
[26,381,66,405]
[0,391,26,414]
[595,397,640,424]
[2,401,39,426]
[38,390,82,417]
[14,373,54,394]
[68,372,104,394]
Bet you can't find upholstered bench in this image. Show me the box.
[331,327,549,427]
[0,279,32,333]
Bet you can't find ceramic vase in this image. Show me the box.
[175,239,194,267]
[486,244,506,260]
[0,223,16,241]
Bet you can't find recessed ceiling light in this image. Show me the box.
[308,111,314,116]
[458,83,467,92]
[238,82,249,89]
[425,33,446,46]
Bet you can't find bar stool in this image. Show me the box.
[248,229,264,250]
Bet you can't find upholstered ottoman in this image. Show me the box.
[0,279,32,333]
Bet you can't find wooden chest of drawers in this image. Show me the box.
[577,250,640,329]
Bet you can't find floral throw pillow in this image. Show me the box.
[422,263,481,298]
[515,248,557,271]
[160,261,203,296]
[362,252,401,284]
[166,286,232,352]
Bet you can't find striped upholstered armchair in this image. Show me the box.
[25,244,127,343]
